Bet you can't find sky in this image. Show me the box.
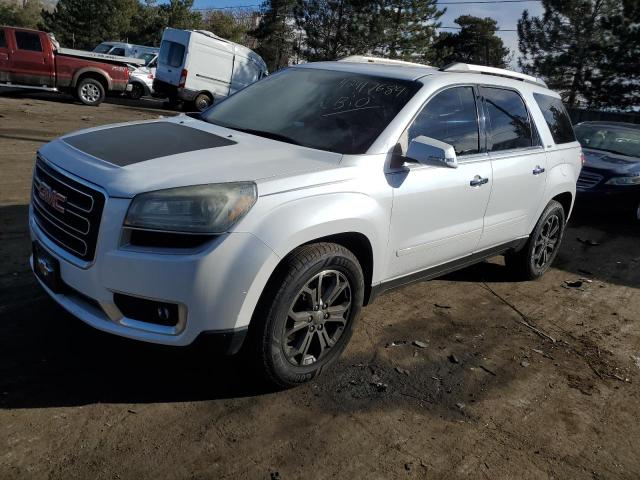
[191,0,546,69]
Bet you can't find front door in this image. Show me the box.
[385,86,493,281]
[10,30,54,87]
[475,86,548,250]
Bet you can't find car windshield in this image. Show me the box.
[200,67,422,154]
[93,44,113,54]
[137,52,156,65]
[575,124,640,158]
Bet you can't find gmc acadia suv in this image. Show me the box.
[29,59,582,386]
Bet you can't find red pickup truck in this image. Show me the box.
[0,26,139,106]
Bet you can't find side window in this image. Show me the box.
[110,48,126,56]
[0,30,7,48]
[15,31,42,52]
[483,87,533,152]
[533,93,576,144]
[404,86,480,156]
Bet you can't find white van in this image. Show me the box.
[153,28,268,111]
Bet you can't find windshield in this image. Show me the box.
[575,124,640,158]
[137,52,157,65]
[93,43,113,54]
[200,68,422,154]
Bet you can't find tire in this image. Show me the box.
[250,243,364,388]
[76,78,105,106]
[193,92,213,112]
[129,82,144,100]
[505,200,566,280]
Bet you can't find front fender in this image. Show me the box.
[238,190,391,282]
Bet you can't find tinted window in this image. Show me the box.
[533,93,576,144]
[406,86,480,156]
[483,87,533,151]
[0,30,6,48]
[110,48,126,56]
[15,31,42,52]
[201,68,421,155]
[159,40,185,68]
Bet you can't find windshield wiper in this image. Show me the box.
[229,127,302,146]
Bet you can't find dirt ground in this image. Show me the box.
[1,91,639,480]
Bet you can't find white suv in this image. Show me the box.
[29,59,582,386]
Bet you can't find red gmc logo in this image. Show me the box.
[37,181,67,213]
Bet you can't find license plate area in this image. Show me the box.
[33,241,64,293]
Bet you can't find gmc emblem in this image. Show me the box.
[37,181,67,213]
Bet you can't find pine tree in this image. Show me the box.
[517,0,625,108]
[252,0,297,71]
[294,0,385,62]
[381,0,443,61]
[0,0,45,29]
[43,0,140,49]
[430,16,511,68]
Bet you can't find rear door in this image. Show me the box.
[9,30,54,87]
[475,86,548,250]
[155,37,187,87]
[0,28,9,82]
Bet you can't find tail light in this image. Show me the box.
[179,69,188,88]
[580,150,586,166]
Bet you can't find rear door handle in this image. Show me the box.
[533,165,546,175]
[470,175,489,187]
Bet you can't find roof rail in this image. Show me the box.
[339,55,431,68]
[440,62,547,87]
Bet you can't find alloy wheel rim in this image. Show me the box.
[283,269,352,367]
[81,83,100,103]
[533,214,561,269]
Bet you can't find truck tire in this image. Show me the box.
[250,243,364,388]
[505,200,566,280]
[77,78,105,106]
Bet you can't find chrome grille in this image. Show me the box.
[577,170,604,190]
[31,157,105,262]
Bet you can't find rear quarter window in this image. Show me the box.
[15,31,42,52]
[533,93,576,144]
[159,40,185,68]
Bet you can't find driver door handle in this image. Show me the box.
[470,175,489,187]
[533,165,546,175]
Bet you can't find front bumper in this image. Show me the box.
[29,197,279,348]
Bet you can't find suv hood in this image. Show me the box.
[38,117,343,198]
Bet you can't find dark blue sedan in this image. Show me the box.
[575,121,640,220]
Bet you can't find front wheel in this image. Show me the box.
[251,243,364,388]
[129,82,144,100]
[76,78,105,106]
[505,200,566,280]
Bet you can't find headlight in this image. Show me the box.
[124,183,257,234]
[605,175,640,186]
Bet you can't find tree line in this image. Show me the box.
[0,0,638,109]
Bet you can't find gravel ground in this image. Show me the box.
[1,92,639,480]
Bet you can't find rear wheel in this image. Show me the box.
[193,92,213,112]
[505,200,566,280]
[251,243,364,388]
[76,78,105,106]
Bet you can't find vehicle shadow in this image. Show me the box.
[0,88,176,114]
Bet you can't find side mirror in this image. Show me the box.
[406,136,458,168]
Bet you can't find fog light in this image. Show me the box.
[114,293,179,327]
